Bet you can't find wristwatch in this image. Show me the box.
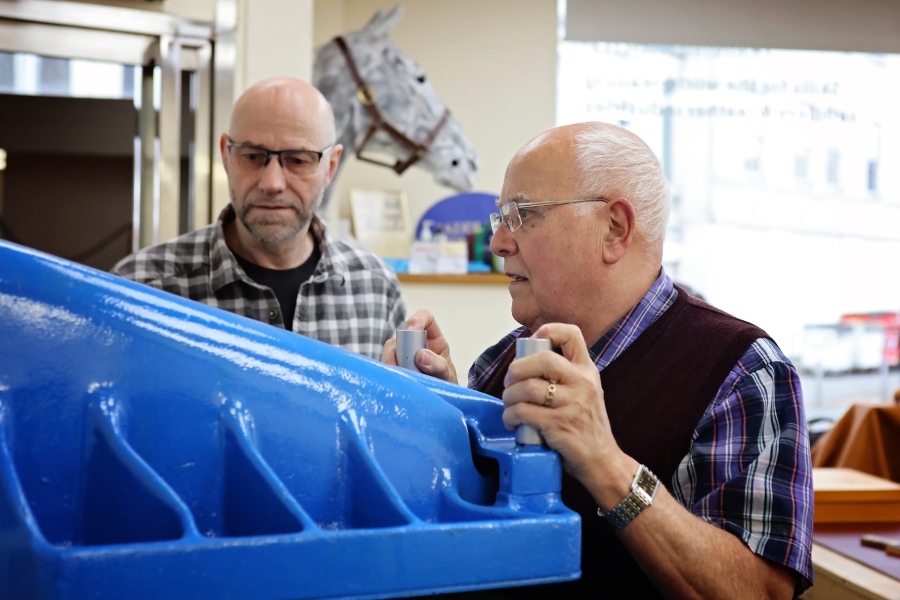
[598,464,660,531]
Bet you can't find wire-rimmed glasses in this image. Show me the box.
[490,198,609,233]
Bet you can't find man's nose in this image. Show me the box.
[489,222,517,257]
[259,155,287,192]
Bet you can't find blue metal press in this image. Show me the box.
[0,240,579,599]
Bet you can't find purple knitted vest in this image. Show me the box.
[479,287,769,597]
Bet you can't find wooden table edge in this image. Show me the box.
[809,542,900,599]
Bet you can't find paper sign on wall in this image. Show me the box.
[349,189,411,258]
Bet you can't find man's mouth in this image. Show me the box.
[507,273,528,283]
[253,204,292,210]
[248,203,299,216]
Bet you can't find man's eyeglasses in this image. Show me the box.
[490,198,609,233]
[226,137,334,177]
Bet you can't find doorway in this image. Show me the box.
[0,1,228,270]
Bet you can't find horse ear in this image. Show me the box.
[363,4,404,39]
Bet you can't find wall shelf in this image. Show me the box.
[398,273,510,285]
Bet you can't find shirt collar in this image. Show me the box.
[208,205,243,293]
[588,268,678,370]
[308,214,348,283]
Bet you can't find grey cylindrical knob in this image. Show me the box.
[514,337,551,446]
[396,329,427,372]
[516,337,551,359]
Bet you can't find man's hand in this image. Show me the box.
[501,322,796,599]
[500,322,634,510]
[381,309,459,385]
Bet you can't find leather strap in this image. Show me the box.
[333,35,450,174]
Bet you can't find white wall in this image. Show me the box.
[313,0,557,368]
[239,0,314,90]
[399,282,520,379]
[314,0,557,236]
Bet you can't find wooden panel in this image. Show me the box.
[815,469,900,496]
[566,0,900,53]
[398,273,509,285]
[814,468,900,524]
[816,504,900,525]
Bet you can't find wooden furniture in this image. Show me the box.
[802,469,900,599]
[805,543,900,600]
[811,405,900,483]
[813,468,900,524]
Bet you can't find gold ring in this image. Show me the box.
[544,382,556,406]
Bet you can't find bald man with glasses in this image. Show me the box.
[384,122,813,598]
[114,76,406,359]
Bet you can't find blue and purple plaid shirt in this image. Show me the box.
[469,270,814,589]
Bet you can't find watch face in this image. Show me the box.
[635,466,660,498]
[605,465,661,531]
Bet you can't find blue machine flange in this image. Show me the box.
[0,240,580,599]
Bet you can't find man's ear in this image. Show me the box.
[324,143,344,187]
[602,197,636,265]
[219,133,230,173]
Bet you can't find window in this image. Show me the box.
[794,152,809,180]
[0,51,134,99]
[867,160,878,191]
[826,149,840,185]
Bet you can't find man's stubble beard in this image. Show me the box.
[232,187,325,246]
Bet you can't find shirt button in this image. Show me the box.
[268,309,278,321]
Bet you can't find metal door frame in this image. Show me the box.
[0,0,234,250]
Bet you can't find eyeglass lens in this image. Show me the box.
[490,203,521,233]
[231,145,322,176]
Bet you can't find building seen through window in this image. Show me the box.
[558,42,900,414]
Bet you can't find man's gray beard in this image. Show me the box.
[233,188,323,246]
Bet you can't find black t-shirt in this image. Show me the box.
[234,245,322,328]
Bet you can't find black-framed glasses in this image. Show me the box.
[490,198,609,233]
[226,137,334,177]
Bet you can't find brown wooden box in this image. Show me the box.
[814,468,900,524]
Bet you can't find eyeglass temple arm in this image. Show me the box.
[516,198,609,209]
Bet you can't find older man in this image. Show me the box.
[384,122,813,597]
[114,77,406,359]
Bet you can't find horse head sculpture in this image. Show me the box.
[314,5,478,205]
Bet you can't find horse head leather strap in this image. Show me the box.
[334,36,451,174]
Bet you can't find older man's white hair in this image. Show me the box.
[573,124,670,249]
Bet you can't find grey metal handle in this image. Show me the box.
[514,338,551,446]
[396,329,427,372]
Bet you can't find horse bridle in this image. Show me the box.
[334,36,451,175]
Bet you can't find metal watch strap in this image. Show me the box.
[598,464,660,531]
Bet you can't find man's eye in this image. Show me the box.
[240,152,265,163]
[284,154,313,166]
[518,208,533,220]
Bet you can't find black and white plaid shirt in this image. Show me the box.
[112,206,407,359]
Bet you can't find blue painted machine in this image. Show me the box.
[0,240,580,599]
